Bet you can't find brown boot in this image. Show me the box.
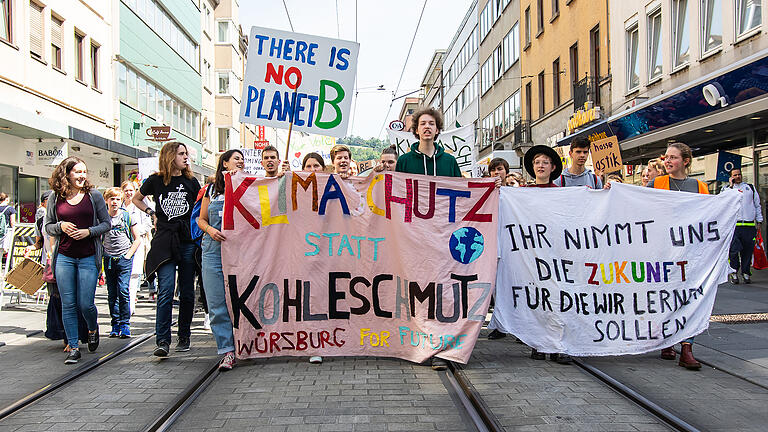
[678,343,701,370]
[660,347,676,360]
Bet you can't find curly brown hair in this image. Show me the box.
[49,156,93,197]
[158,142,194,185]
[411,107,444,140]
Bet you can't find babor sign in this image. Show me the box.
[37,142,68,165]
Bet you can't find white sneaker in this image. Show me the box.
[203,313,211,330]
[309,356,323,364]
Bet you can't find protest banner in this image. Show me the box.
[590,136,622,174]
[491,184,739,356]
[221,171,498,363]
[241,133,337,175]
[387,125,476,174]
[239,27,360,138]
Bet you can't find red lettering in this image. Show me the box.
[255,332,268,353]
[269,332,281,352]
[463,182,495,223]
[412,180,436,219]
[285,67,302,89]
[280,332,295,350]
[384,174,413,222]
[265,63,283,85]
[296,331,308,350]
[585,263,599,285]
[237,339,253,356]
[320,330,333,347]
[223,173,259,230]
[333,328,346,347]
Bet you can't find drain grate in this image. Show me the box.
[710,313,768,324]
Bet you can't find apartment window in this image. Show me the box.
[672,0,690,68]
[569,43,578,87]
[494,44,503,82]
[29,2,43,59]
[647,10,663,81]
[552,0,559,19]
[118,62,127,101]
[538,71,545,117]
[552,58,561,107]
[737,0,761,36]
[503,23,519,71]
[589,25,600,79]
[51,15,63,69]
[482,115,492,148]
[218,128,230,152]
[218,72,230,95]
[147,82,156,117]
[525,82,532,121]
[0,0,11,43]
[481,58,492,94]
[218,21,230,43]
[90,43,99,89]
[124,0,199,70]
[626,24,640,91]
[504,91,520,132]
[75,32,84,81]
[494,105,503,139]
[701,0,722,54]
[524,7,531,47]
[536,0,544,35]
[138,76,147,112]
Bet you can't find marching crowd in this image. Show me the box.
[6,107,761,373]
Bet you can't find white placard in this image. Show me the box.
[491,184,739,356]
[138,157,159,182]
[387,125,475,174]
[239,27,359,138]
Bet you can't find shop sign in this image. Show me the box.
[37,142,68,165]
[567,103,602,134]
[145,126,173,142]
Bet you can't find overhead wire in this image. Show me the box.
[377,0,429,139]
[350,0,360,134]
[282,0,295,31]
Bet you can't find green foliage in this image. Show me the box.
[337,136,389,162]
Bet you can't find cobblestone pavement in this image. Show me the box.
[462,335,670,432]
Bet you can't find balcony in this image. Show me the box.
[572,76,600,110]
[513,120,531,146]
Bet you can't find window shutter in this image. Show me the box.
[29,2,43,57]
[51,16,62,48]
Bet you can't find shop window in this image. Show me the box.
[736,0,761,37]
[0,0,11,43]
[626,24,640,91]
[51,15,63,70]
[672,0,690,68]
[701,0,722,54]
[647,9,663,81]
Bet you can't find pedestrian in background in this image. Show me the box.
[721,167,763,284]
[196,150,243,371]
[553,137,602,189]
[302,152,326,173]
[648,142,708,370]
[489,157,510,186]
[121,180,153,313]
[102,187,142,338]
[46,156,111,364]
[132,142,201,357]
[0,191,16,264]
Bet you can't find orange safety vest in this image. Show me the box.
[653,175,709,194]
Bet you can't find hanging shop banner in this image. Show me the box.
[221,171,498,363]
[239,26,360,138]
[387,125,476,174]
[37,142,68,166]
[490,184,739,356]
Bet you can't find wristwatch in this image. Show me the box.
[145,208,156,217]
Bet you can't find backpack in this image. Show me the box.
[0,207,10,238]
[189,185,210,247]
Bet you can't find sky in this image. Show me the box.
[239,0,474,140]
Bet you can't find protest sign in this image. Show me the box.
[138,157,158,182]
[221,171,498,363]
[490,184,739,356]
[241,133,336,175]
[387,125,476,174]
[239,27,360,138]
[590,136,622,174]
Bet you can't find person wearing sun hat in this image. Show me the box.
[523,144,563,187]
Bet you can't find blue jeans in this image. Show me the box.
[104,255,133,327]
[55,254,99,349]
[155,242,196,345]
[202,236,235,354]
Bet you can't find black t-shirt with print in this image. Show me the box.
[140,173,200,230]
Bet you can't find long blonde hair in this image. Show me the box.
[158,142,193,185]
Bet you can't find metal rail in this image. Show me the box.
[440,361,504,432]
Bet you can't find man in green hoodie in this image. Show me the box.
[395,108,463,177]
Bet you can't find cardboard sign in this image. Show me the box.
[590,136,622,174]
[491,184,739,356]
[221,172,498,364]
[5,258,44,295]
[239,27,360,138]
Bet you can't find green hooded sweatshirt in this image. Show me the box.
[395,142,462,177]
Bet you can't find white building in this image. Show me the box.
[443,0,480,134]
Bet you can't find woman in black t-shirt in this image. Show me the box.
[132,142,200,357]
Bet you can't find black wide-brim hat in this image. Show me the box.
[524,145,563,182]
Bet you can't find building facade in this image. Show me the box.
[443,0,480,134]
[477,0,522,160]
[421,50,446,110]
[520,0,610,151]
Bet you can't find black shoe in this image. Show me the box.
[530,349,546,360]
[487,329,507,340]
[431,357,448,371]
[87,329,99,352]
[154,342,170,357]
[175,337,191,352]
[555,353,572,364]
[65,349,81,364]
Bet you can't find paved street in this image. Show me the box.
[1,273,767,431]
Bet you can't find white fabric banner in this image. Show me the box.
[491,183,740,356]
[387,125,475,174]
